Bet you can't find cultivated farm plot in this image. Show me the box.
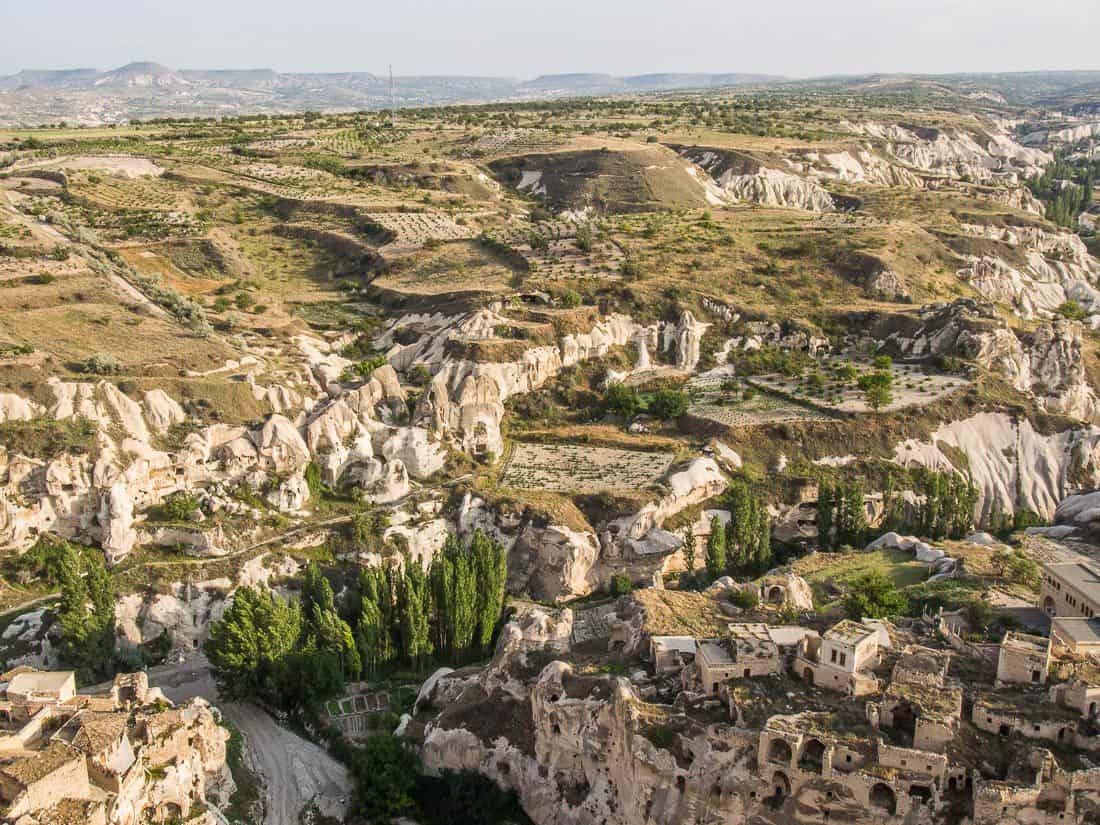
[501,442,674,493]
[490,220,625,280]
[689,394,832,427]
[749,362,968,414]
[69,173,186,212]
[368,210,476,250]
[467,129,562,156]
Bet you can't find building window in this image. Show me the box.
[839,653,847,667]
[830,649,837,664]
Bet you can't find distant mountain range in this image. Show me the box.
[1,63,1099,126]
[0,62,787,125]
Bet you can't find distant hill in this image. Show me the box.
[1,63,1098,126]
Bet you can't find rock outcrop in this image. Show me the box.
[888,298,1100,421]
[894,412,1100,521]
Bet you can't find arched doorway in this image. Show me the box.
[768,738,793,766]
[766,772,791,808]
[1089,701,1097,718]
[870,783,897,815]
[768,586,785,603]
[803,667,814,686]
[1043,596,1056,615]
[799,738,826,773]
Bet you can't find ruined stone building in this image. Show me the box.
[419,602,1100,825]
[0,668,230,825]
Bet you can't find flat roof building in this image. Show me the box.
[1040,555,1100,620]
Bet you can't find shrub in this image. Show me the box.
[604,383,640,418]
[857,370,893,410]
[160,492,200,522]
[609,574,634,596]
[408,364,432,387]
[556,288,582,308]
[872,354,893,370]
[78,353,122,375]
[843,570,907,619]
[649,389,689,420]
[1057,300,1087,321]
[728,588,759,611]
[341,356,388,383]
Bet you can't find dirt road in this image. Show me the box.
[144,656,351,825]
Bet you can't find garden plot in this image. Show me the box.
[238,162,351,198]
[69,172,187,212]
[748,361,968,414]
[501,442,674,493]
[469,129,562,156]
[367,210,476,250]
[689,392,832,427]
[490,220,625,280]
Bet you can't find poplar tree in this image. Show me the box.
[472,530,508,653]
[706,516,726,580]
[398,564,433,669]
[817,481,836,551]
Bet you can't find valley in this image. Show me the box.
[0,70,1099,825]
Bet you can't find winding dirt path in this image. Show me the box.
[143,656,352,825]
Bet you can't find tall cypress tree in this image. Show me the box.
[706,516,727,580]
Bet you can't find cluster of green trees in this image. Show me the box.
[880,471,978,540]
[701,479,772,581]
[55,542,116,683]
[360,530,507,672]
[346,735,530,825]
[819,470,978,549]
[816,480,869,550]
[843,570,908,619]
[206,569,357,710]
[1028,154,1098,229]
[13,538,117,683]
[603,384,690,421]
[207,532,509,710]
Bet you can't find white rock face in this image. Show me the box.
[866,532,943,563]
[660,311,710,371]
[1054,490,1100,528]
[894,412,1100,521]
[99,481,136,563]
[509,524,601,601]
[889,299,1100,422]
[143,389,186,433]
[678,147,837,211]
[839,120,1052,185]
[957,223,1100,322]
[0,393,41,422]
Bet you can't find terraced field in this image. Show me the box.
[500,442,674,493]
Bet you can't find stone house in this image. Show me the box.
[995,632,1052,687]
[757,712,943,819]
[795,619,882,695]
[1051,616,1100,656]
[0,668,229,825]
[697,625,781,695]
[0,741,90,819]
[1,670,76,725]
[649,636,696,674]
[1040,554,1100,618]
[867,647,961,753]
[971,689,1093,751]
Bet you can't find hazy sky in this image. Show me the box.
[3,0,1098,78]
